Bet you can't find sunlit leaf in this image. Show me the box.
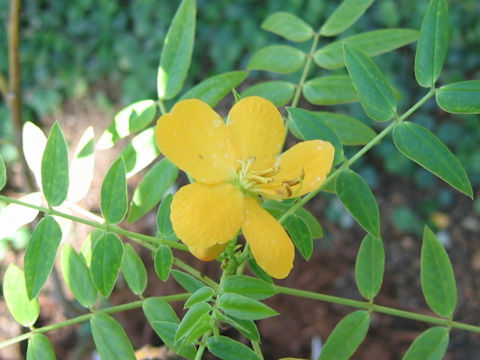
[157,0,196,100]
[68,126,95,202]
[0,192,41,239]
[120,127,160,178]
[22,121,47,188]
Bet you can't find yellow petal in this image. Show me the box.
[242,197,294,279]
[259,140,334,199]
[155,99,236,183]
[188,243,229,261]
[171,182,244,248]
[227,96,285,171]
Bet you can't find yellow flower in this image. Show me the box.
[155,96,334,279]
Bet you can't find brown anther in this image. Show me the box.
[282,182,293,197]
[198,154,205,159]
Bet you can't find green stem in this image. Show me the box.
[0,293,190,350]
[278,89,437,223]
[275,286,480,333]
[195,330,212,360]
[251,340,264,360]
[290,33,321,108]
[0,194,188,252]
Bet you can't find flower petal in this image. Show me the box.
[227,96,285,171]
[155,99,236,183]
[259,140,334,198]
[242,197,294,279]
[188,243,229,261]
[171,182,244,248]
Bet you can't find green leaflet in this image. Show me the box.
[97,100,157,150]
[91,232,124,297]
[355,234,385,300]
[284,215,313,260]
[101,158,128,224]
[221,275,277,300]
[414,0,449,87]
[303,75,359,105]
[24,215,62,299]
[154,245,173,281]
[90,313,135,360]
[156,194,177,241]
[61,243,97,308]
[41,122,69,206]
[402,327,449,360]
[247,45,306,74]
[261,12,313,42]
[315,111,376,145]
[120,127,160,178]
[241,81,296,107]
[180,71,248,107]
[122,243,148,296]
[157,0,196,100]
[3,264,40,327]
[27,334,56,360]
[393,122,472,197]
[319,310,370,360]
[314,29,419,70]
[218,293,278,320]
[0,153,6,190]
[184,287,215,308]
[436,80,480,114]
[207,336,261,360]
[127,158,178,223]
[344,45,396,122]
[421,226,457,317]
[172,270,205,293]
[320,0,374,36]
[336,169,380,239]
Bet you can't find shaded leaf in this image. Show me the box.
[172,270,204,293]
[122,243,147,296]
[261,12,313,42]
[214,311,260,342]
[421,226,457,317]
[175,302,211,343]
[61,243,97,308]
[157,0,196,99]
[156,194,177,241]
[436,80,480,114]
[180,71,248,107]
[319,310,370,360]
[393,122,472,197]
[320,0,374,36]
[222,275,277,300]
[414,0,449,87]
[295,207,323,239]
[248,257,273,284]
[97,100,157,150]
[24,215,62,299]
[241,81,296,107]
[247,45,306,74]
[344,45,396,122]
[315,112,376,146]
[207,336,260,360]
[287,107,344,165]
[303,75,358,105]
[336,169,380,238]
[101,158,128,224]
[27,334,56,360]
[314,29,419,70]
[91,232,124,297]
[355,234,384,300]
[41,122,69,206]
[3,264,39,327]
[154,245,174,281]
[0,154,6,190]
[402,326,449,360]
[128,158,178,223]
[90,313,135,360]
[285,215,313,260]
[218,293,278,320]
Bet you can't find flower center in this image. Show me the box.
[236,156,280,193]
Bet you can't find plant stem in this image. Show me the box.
[251,340,264,360]
[0,194,188,251]
[194,331,212,360]
[290,33,321,108]
[0,293,190,349]
[278,89,437,223]
[275,286,480,333]
[6,0,35,190]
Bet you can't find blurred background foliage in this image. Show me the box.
[0,0,479,237]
